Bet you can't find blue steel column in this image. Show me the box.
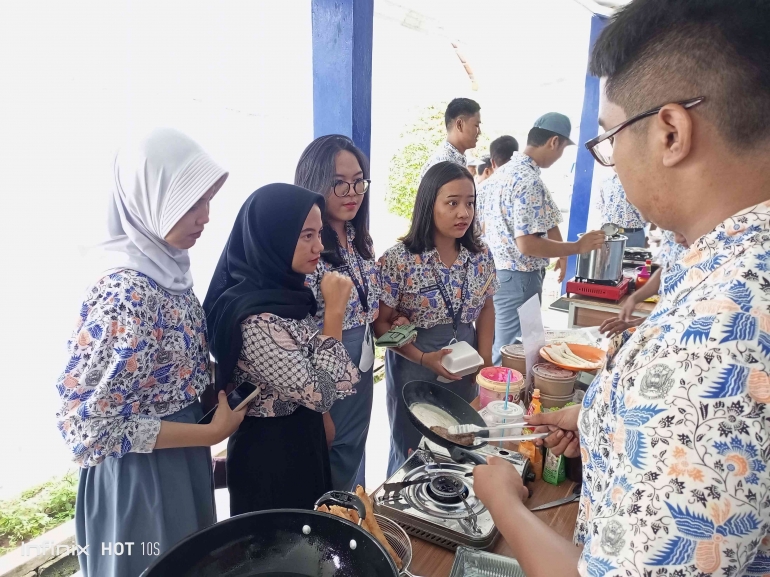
[562,14,608,293]
[311,0,374,158]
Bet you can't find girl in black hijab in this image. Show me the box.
[204,183,359,513]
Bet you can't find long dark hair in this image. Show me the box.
[294,135,373,266]
[401,162,484,255]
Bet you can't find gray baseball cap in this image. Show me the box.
[533,112,574,145]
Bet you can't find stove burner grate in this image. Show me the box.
[427,475,469,504]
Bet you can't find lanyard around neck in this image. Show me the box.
[431,256,469,335]
[334,239,370,313]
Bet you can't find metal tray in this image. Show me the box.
[449,546,526,577]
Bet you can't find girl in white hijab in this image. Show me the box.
[55,128,246,577]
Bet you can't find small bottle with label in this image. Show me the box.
[518,389,544,479]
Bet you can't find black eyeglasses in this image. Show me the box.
[332,178,370,197]
[585,96,705,167]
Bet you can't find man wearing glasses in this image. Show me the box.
[472,1,770,575]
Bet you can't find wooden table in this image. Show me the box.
[559,293,656,328]
[407,478,579,576]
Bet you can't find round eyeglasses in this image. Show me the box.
[332,179,370,197]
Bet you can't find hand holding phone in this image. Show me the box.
[206,391,248,443]
[198,381,259,425]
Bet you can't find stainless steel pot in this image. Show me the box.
[575,234,627,281]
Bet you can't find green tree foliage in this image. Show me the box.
[386,103,490,220]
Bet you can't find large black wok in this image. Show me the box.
[403,380,489,462]
[141,492,398,577]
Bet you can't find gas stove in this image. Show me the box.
[371,440,531,550]
[566,277,630,301]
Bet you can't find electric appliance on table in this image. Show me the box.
[568,229,630,301]
[372,439,532,551]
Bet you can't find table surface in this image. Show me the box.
[408,478,579,576]
[562,292,658,314]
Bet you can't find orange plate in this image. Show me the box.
[539,343,606,372]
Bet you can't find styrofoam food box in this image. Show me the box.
[440,341,484,377]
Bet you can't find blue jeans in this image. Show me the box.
[492,269,545,365]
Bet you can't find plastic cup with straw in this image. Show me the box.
[498,368,513,447]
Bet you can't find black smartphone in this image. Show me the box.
[197,381,259,424]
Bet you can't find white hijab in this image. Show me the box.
[100,128,228,294]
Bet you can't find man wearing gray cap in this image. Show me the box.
[482,113,604,363]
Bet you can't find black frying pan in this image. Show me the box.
[141,491,398,577]
[403,380,489,454]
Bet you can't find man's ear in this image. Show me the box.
[656,103,694,168]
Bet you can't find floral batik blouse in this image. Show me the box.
[575,203,770,577]
[55,270,210,468]
[306,222,381,331]
[379,242,498,330]
[233,313,360,418]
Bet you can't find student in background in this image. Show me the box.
[482,114,605,364]
[55,129,242,577]
[296,135,380,491]
[597,172,648,247]
[420,98,481,179]
[476,155,493,184]
[476,135,519,233]
[204,184,359,514]
[375,162,498,475]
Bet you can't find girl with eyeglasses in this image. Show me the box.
[295,135,382,491]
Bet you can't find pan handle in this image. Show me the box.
[449,446,488,466]
[314,491,367,526]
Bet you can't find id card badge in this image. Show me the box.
[359,324,375,372]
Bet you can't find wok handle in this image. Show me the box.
[314,491,367,525]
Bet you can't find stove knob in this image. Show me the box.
[525,471,536,483]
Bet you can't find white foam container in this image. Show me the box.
[439,340,484,380]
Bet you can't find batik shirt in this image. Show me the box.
[420,141,467,179]
[575,202,770,577]
[55,270,209,468]
[379,242,499,330]
[597,174,646,229]
[476,174,500,234]
[306,222,381,331]
[234,313,360,418]
[659,229,688,270]
[481,152,563,272]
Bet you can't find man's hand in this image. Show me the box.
[599,316,644,337]
[526,405,581,458]
[554,257,568,283]
[474,456,529,513]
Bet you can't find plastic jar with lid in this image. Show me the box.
[532,363,577,397]
[477,366,524,409]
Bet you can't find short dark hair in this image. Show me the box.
[294,135,373,266]
[490,135,518,166]
[477,155,491,174]
[401,162,484,255]
[527,128,567,148]
[445,98,481,128]
[590,0,770,148]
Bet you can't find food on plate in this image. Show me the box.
[543,342,603,370]
[430,425,474,446]
[321,487,403,570]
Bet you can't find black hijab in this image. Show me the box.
[204,183,325,390]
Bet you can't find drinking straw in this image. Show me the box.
[504,369,512,410]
